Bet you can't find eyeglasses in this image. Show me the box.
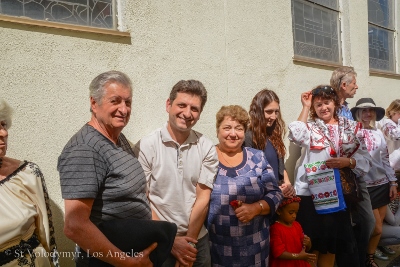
[311,86,334,96]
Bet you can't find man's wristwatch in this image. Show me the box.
[188,242,196,248]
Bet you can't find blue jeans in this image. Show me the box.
[161,234,211,267]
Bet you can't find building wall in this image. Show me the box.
[1,1,399,266]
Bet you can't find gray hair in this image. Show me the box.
[330,66,357,93]
[89,70,133,104]
[0,100,13,129]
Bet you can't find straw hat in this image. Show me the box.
[350,98,385,121]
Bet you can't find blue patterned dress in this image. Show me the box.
[207,147,283,267]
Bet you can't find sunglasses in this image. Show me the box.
[311,86,334,96]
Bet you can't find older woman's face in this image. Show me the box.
[217,116,245,152]
[313,97,336,123]
[0,120,8,157]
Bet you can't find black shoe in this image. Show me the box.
[378,246,396,255]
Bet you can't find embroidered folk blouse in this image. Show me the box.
[379,118,400,171]
[359,128,396,187]
[288,117,372,196]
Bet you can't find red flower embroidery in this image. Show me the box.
[324,192,330,198]
[312,166,317,172]
[306,168,311,173]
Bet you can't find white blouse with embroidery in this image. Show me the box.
[288,121,371,196]
[379,118,400,171]
[359,128,396,187]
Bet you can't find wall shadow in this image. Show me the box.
[285,142,302,184]
[50,199,75,267]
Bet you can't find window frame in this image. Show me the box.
[291,0,342,66]
[0,0,121,32]
[367,0,397,74]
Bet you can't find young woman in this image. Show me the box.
[351,98,397,267]
[246,89,295,197]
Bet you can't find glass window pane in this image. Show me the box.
[309,0,338,11]
[292,0,341,64]
[0,0,114,29]
[368,0,394,29]
[368,25,395,72]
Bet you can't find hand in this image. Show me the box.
[171,236,198,266]
[298,248,317,263]
[300,91,312,108]
[234,203,259,223]
[280,183,296,198]
[116,243,157,267]
[325,157,351,169]
[302,235,312,251]
[390,185,397,201]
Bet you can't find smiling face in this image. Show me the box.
[166,92,202,136]
[264,101,280,128]
[277,202,299,226]
[0,121,8,157]
[361,108,376,125]
[313,96,336,123]
[91,82,132,133]
[217,116,245,153]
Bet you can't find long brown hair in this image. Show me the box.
[249,89,286,157]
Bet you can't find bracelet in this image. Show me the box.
[349,158,354,167]
[391,183,398,187]
[258,201,264,214]
[292,253,299,258]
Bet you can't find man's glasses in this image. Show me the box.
[311,86,334,96]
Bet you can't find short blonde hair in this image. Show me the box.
[216,105,249,132]
[386,99,400,118]
[0,100,13,129]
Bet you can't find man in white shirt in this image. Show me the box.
[135,80,219,267]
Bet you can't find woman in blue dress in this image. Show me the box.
[207,105,283,267]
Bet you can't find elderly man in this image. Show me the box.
[135,80,219,267]
[330,67,375,267]
[58,71,156,267]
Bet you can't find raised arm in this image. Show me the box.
[298,91,312,123]
[380,118,400,141]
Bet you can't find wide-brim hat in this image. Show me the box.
[350,98,385,121]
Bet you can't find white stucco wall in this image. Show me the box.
[1,1,399,266]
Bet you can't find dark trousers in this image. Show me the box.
[336,179,375,267]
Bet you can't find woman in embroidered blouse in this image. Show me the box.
[379,99,400,175]
[245,89,295,197]
[0,100,59,267]
[351,98,397,267]
[288,86,371,267]
[207,105,283,267]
